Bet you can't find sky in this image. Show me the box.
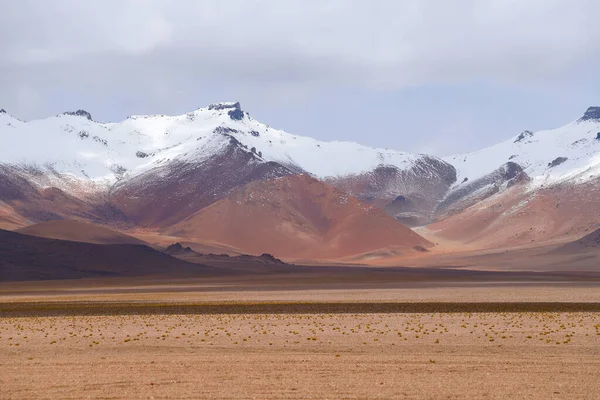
[1,0,599,156]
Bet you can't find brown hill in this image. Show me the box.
[0,229,220,281]
[168,175,432,259]
[0,201,28,230]
[427,177,600,251]
[16,220,146,245]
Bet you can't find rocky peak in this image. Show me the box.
[63,109,93,121]
[208,102,241,111]
[0,109,6,114]
[207,102,244,121]
[164,242,196,255]
[580,106,600,122]
[514,130,533,143]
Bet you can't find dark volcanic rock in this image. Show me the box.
[580,106,600,122]
[207,103,245,120]
[228,108,244,121]
[208,102,241,111]
[214,126,239,135]
[514,130,533,143]
[596,132,600,140]
[64,110,93,121]
[0,109,6,114]
[548,157,568,168]
[164,242,196,256]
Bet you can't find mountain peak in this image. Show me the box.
[63,109,93,121]
[580,106,600,122]
[0,109,6,114]
[207,102,244,120]
[514,130,533,143]
[208,102,240,110]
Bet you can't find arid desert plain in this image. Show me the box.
[2,278,600,399]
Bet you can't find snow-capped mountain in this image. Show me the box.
[439,106,600,217]
[2,102,599,237]
[0,102,456,227]
[0,102,440,187]
[0,103,443,184]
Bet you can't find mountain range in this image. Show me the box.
[1,103,599,261]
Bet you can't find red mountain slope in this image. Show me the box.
[168,175,432,259]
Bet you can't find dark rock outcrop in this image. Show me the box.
[214,126,239,135]
[596,132,600,140]
[164,242,196,256]
[208,103,245,120]
[548,157,568,168]
[208,102,240,111]
[514,130,533,143]
[63,110,93,121]
[580,106,600,122]
[228,108,244,121]
[0,109,6,114]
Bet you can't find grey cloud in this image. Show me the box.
[2,0,599,82]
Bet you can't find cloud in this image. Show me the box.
[0,0,173,64]
[1,0,598,84]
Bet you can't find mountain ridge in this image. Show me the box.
[2,103,600,258]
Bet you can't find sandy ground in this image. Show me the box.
[3,281,600,399]
[3,280,600,304]
[2,312,600,399]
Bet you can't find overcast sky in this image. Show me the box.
[1,0,599,156]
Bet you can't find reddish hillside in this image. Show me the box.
[16,220,147,245]
[428,177,600,250]
[168,175,432,259]
[0,201,28,230]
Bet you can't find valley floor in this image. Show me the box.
[2,310,600,399]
